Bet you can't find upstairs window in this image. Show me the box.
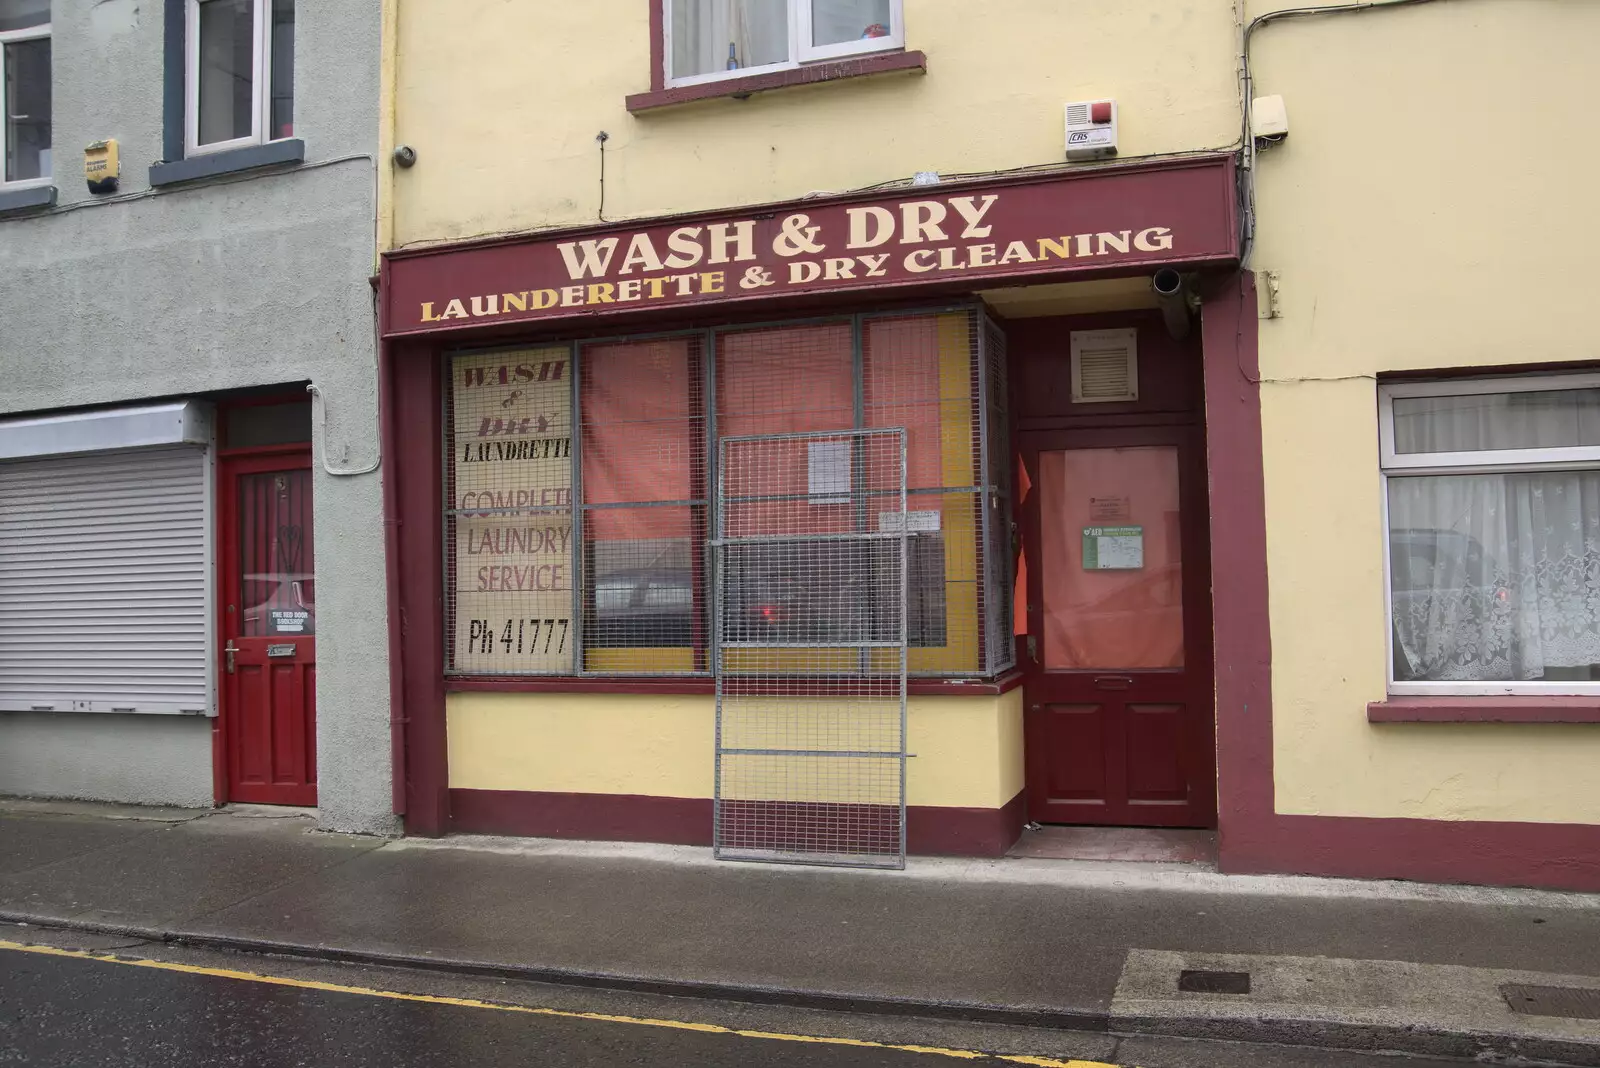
[0,0,50,185]
[186,0,293,155]
[667,0,903,87]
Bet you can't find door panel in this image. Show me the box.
[1021,426,1214,828]
[1125,704,1186,802]
[1043,702,1108,803]
[220,456,317,807]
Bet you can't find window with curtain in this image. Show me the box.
[441,307,1012,679]
[1382,376,1600,692]
[667,0,902,85]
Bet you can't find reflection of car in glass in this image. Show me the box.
[1390,529,1498,593]
[1389,529,1508,680]
[589,568,695,646]
[723,538,946,647]
[243,573,316,634]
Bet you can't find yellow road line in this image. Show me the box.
[0,938,1121,1068]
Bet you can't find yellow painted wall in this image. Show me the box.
[1248,0,1600,823]
[386,1,1243,249]
[447,689,1024,810]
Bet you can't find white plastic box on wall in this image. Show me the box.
[1065,99,1118,161]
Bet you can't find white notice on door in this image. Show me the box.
[1082,525,1144,570]
[807,440,851,504]
[878,510,941,534]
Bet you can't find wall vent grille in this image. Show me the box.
[1071,328,1138,404]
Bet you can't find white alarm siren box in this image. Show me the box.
[1065,99,1118,161]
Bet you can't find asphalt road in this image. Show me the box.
[0,942,1099,1068]
[0,934,1477,1068]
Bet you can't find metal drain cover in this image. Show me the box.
[1502,983,1600,1021]
[1178,969,1251,994]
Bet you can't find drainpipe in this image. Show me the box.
[374,267,407,819]
[1153,268,1196,341]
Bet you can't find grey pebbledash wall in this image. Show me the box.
[0,0,394,833]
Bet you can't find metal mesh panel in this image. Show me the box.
[443,347,576,674]
[983,315,1017,675]
[714,428,908,868]
[713,312,989,677]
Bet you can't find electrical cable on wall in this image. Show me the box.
[1238,0,1444,268]
[596,130,610,221]
[307,379,381,477]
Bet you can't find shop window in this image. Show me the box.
[441,307,1012,679]
[186,0,293,155]
[1381,374,1600,694]
[667,0,903,87]
[0,1,50,186]
[579,336,706,673]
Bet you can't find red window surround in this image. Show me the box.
[446,671,1024,698]
[627,1,926,114]
[1368,696,1600,724]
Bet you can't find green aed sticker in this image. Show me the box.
[1082,525,1144,570]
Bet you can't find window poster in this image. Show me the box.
[451,347,574,673]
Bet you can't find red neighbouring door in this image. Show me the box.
[218,452,317,806]
[1019,424,1215,827]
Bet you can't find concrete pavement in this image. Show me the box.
[1,799,1597,1064]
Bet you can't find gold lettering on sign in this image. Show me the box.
[412,188,1185,326]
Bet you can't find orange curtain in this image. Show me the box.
[863,315,947,493]
[717,323,854,537]
[580,338,695,539]
[1037,446,1183,669]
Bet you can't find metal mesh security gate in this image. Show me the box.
[713,428,909,869]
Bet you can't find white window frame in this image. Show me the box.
[0,18,51,188]
[185,0,286,157]
[663,0,904,90]
[1380,372,1600,696]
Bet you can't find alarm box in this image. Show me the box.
[1064,100,1118,161]
[84,139,120,194]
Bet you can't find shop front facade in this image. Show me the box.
[380,0,1599,888]
[0,0,394,833]
[382,158,1247,854]
[379,0,1252,860]
[379,152,1252,857]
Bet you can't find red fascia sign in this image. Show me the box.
[382,155,1238,337]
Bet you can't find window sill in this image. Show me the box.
[0,184,56,215]
[149,139,305,187]
[446,668,1021,697]
[627,50,926,113]
[1368,696,1600,724]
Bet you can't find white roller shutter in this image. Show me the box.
[0,446,210,715]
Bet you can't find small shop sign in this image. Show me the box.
[1082,526,1144,570]
[878,510,940,534]
[268,609,311,634]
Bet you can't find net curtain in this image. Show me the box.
[671,0,788,76]
[1390,394,1600,682]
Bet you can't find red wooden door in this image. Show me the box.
[219,455,317,806]
[1020,425,1214,827]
